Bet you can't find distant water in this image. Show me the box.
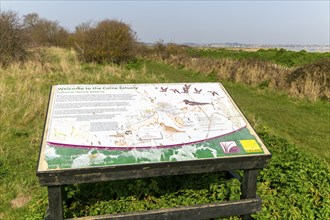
[279,46,330,52]
[204,43,330,53]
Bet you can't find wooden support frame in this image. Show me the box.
[66,197,262,220]
[46,186,63,220]
[241,169,260,220]
[39,160,269,220]
[241,169,259,199]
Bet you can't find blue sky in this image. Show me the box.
[1,1,329,45]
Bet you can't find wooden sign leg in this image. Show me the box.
[46,186,64,220]
[241,169,259,220]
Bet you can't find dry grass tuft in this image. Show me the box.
[287,59,330,101]
[163,55,290,89]
[10,195,31,209]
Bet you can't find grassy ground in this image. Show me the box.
[0,48,217,219]
[0,48,329,219]
[222,82,330,166]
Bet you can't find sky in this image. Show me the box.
[1,0,329,45]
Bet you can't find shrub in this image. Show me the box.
[74,19,137,64]
[152,40,169,60]
[0,11,28,67]
[165,43,188,56]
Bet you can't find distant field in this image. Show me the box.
[0,48,329,219]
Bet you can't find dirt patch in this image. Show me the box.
[10,195,31,208]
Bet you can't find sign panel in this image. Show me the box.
[38,83,270,171]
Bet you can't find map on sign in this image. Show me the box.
[38,83,268,170]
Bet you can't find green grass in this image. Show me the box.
[141,60,218,83]
[222,81,330,165]
[1,48,329,219]
[187,47,330,67]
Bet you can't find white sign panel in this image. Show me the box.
[47,83,246,149]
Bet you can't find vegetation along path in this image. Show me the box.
[0,48,329,219]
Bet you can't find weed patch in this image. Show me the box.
[254,129,330,219]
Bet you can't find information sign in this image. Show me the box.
[38,83,270,171]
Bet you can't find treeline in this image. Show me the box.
[0,10,197,67]
[0,11,141,66]
[0,10,170,67]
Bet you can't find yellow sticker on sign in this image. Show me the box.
[240,140,263,153]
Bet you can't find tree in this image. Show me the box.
[0,11,28,66]
[23,13,69,47]
[74,19,137,64]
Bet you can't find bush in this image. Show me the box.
[0,11,28,67]
[74,19,137,64]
